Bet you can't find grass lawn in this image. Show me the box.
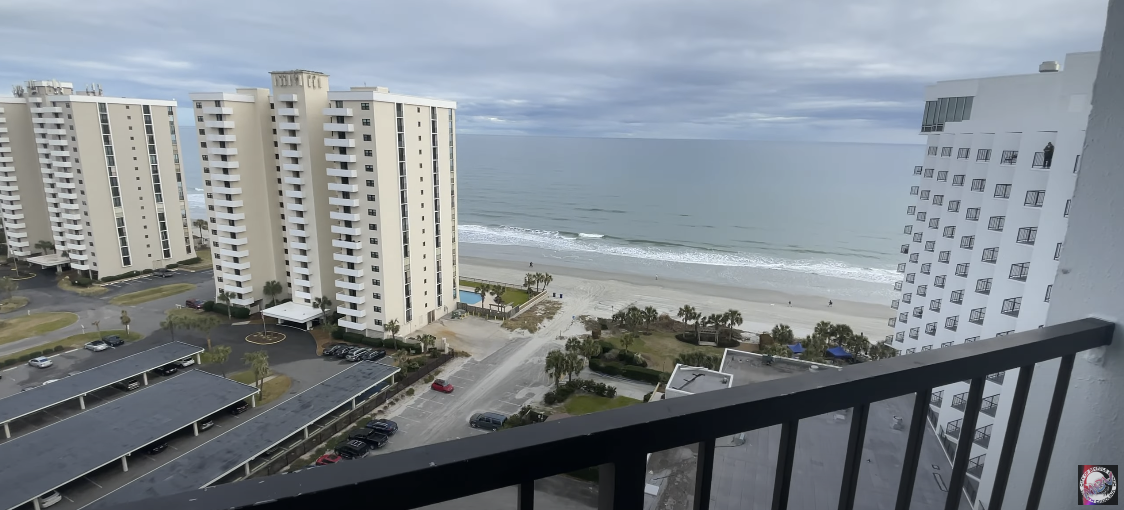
[603,331,726,373]
[0,312,78,346]
[460,279,533,307]
[229,370,292,405]
[502,299,562,333]
[109,283,196,306]
[0,296,29,313]
[180,248,213,271]
[58,277,108,296]
[166,307,204,319]
[0,329,141,366]
[564,395,642,415]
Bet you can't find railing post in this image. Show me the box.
[693,438,716,510]
[1026,354,1076,510]
[598,453,647,510]
[987,365,1034,510]
[771,420,799,510]
[518,480,534,510]
[837,403,870,510]
[895,389,932,510]
[945,377,985,510]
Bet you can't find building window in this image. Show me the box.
[1054,242,1062,260]
[952,174,966,186]
[361,102,371,110]
[993,184,1011,199]
[913,306,923,318]
[1064,199,1072,217]
[1016,227,1037,245]
[902,293,912,304]
[987,216,1005,231]
[921,96,974,132]
[1009,262,1030,281]
[1025,190,1045,207]
[948,200,960,212]
[1045,284,1052,302]
[928,218,939,229]
[929,298,940,312]
[909,328,919,340]
[888,317,897,327]
[366,194,376,201]
[943,226,956,238]
[899,313,908,324]
[897,263,907,273]
[1001,297,1021,317]
[937,171,948,181]
[940,147,953,157]
[976,278,992,294]
[362,119,371,126]
[934,275,946,288]
[921,263,931,275]
[913,233,923,243]
[910,186,919,196]
[981,247,998,263]
[966,208,981,221]
[920,190,931,201]
[916,211,927,221]
[932,194,944,206]
[918,285,928,297]
[906,273,916,283]
[927,146,938,156]
[971,179,986,192]
[364,150,373,156]
[1000,150,1018,165]
[365,165,374,172]
[976,149,991,162]
[925,322,937,335]
[969,307,986,325]
[367,209,377,216]
[924,168,934,178]
[363,134,372,141]
[904,225,913,234]
[925,240,935,252]
[909,253,920,263]
[958,235,974,250]
[951,290,964,304]
[905,348,916,354]
[907,206,916,215]
[955,263,970,277]
[945,316,958,331]
[374,319,383,326]
[938,251,951,263]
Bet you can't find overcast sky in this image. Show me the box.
[0,0,1108,143]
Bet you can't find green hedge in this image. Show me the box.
[331,328,419,353]
[211,302,251,318]
[72,276,93,287]
[675,332,701,345]
[99,270,143,283]
[598,340,615,356]
[203,300,215,312]
[165,263,179,269]
[142,269,153,274]
[543,379,617,405]
[177,256,202,265]
[3,359,16,366]
[589,358,668,384]
[29,351,42,358]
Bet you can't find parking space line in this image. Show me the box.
[405,406,431,414]
[499,400,522,407]
[84,476,103,489]
[63,495,74,503]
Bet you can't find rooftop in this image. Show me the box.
[665,366,732,397]
[719,348,840,385]
[262,301,324,323]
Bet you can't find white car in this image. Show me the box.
[39,490,63,508]
[28,357,53,369]
[85,340,109,352]
[176,357,195,367]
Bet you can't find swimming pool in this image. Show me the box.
[459,289,482,305]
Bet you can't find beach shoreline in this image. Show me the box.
[460,256,894,341]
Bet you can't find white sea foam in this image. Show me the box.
[457,224,899,285]
[578,233,604,238]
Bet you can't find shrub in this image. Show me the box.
[716,336,741,348]
[675,332,701,345]
[211,302,251,318]
[589,358,621,376]
[203,300,215,312]
[598,319,609,331]
[331,328,344,340]
[598,340,615,356]
[177,256,202,265]
[29,351,42,358]
[621,365,667,384]
[18,354,31,362]
[3,359,17,366]
[361,338,384,348]
[165,263,179,269]
[406,388,415,396]
[617,350,647,367]
[53,345,65,352]
[73,276,93,287]
[424,374,435,383]
[543,391,558,405]
[644,392,653,402]
[142,269,154,274]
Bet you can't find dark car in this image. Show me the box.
[335,346,357,359]
[197,418,215,432]
[322,344,344,356]
[362,349,387,362]
[469,412,507,431]
[154,364,178,376]
[185,299,205,309]
[365,419,398,436]
[153,268,174,277]
[335,440,371,460]
[228,400,249,415]
[431,378,454,393]
[113,378,141,391]
[348,429,389,449]
[102,335,125,347]
[345,348,370,362]
[315,453,342,465]
[142,441,168,455]
[259,446,281,459]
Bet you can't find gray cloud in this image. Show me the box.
[0,0,1107,142]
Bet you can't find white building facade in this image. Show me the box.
[886,52,1098,508]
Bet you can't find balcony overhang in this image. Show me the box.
[261,301,324,329]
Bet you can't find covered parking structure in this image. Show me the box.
[261,301,324,330]
[0,370,258,510]
[89,362,399,509]
[0,341,204,439]
[24,253,71,272]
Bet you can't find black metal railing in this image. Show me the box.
[110,319,1114,510]
[947,418,963,438]
[927,406,940,429]
[987,371,1006,385]
[974,424,993,448]
[967,454,985,478]
[951,392,968,412]
[931,390,943,407]
[981,395,999,417]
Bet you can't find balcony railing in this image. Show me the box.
[110,318,1114,510]
[987,371,1006,385]
[981,395,999,417]
[927,406,939,429]
[951,392,968,412]
[967,454,985,479]
[930,391,943,408]
[946,418,962,439]
[974,424,993,448]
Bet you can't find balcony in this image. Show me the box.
[285,190,305,199]
[291,254,310,263]
[289,241,309,250]
[282,163,302,172]
[951,392,968,412]
[336,293,366,305]
[292,266,311,275]
[980,395,999,417]
[206,134,236,142]
[967,454,985,479]
[278,107,299,116]
[117,318,1114,510]
[208,147,238,156]
[973,424,992,448]
[946,418,962,439]
[334,266,363,278]
[324,138,355,148]
[211,160,239,169]
[210,173,240,182]
[212,186,242,195]
[276,94,298,102]
[328,182,359,193]
[223,260,251,270]
[214,211,245,221]
[213,199,243,208]
[331,225,361,236]
[335,279,364,291]
[986,371,1005,385]
[279,136,302,145]
[218,236,247,246]
[223,272,252,283]
[328,197,359,208]
[230,297,255,307]
[281,150,302,159]
[329,211,360,222]
[64,233,84,241]
[223,284,253,295]
[288,229,308,238]
[202,107,234,115]
[326,153,357,163]
[332,239,361,250]
[204,120,235,129]
[324,123,354,132]
[285,203,305,212]
[333,252,362,264]
[327,167,357,178]
[288,215,307,225]
[323,107,354,116]
[219,248,249,258]
[48,139,68,147]
[292,278,312,288]
[278,122,301,131]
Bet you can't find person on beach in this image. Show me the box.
[829,300,833,307]
[788,301,791,306]
[529,262,533,268]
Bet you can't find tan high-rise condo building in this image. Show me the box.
[191,70,459,338]
[0,80,195,277]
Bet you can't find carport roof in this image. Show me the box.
[91,361,399,508]
[25,253,70,267]
[262,301,324,323]
[0,370,258,510]
[0,341,204,425]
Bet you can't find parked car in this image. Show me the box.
[431,378,454,393]
[469,412,507,431]
[335,440,372,460]
[228,400,249,415]
[348,429,389,449]
[345,348,370,362]
[153,268,174,277]
[102,335,125,347]
[84,340,109,352]
[176,357,196,367]
[315,453,342,466]
[259,445,281,459]
[143,441,168,455]
[362,349,387,362]
[336,346,359,359]
[38,490,63,508]
[114,378,141,391]
[185,299,205,309]
[154,364,178,376]
[28,357,53,369]
[322,344,344,356]
[365,419,398,436]
[197,418,215,432]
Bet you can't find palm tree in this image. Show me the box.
[545,349,566,387]
[771,324,795,345]
[0,276,17,303]
[677,305,701,342]
[491,286,507,308]
[193,315,223,349]
[563,351,585,382]
[204,345,233,377]
[705,313,723,342]
[192,219,208,245]
[161,316,184,342]
[524,273,536,293]
[92,320,102,340]
[418,334,437,352]
[312,295,333,328]
[119,310,131,335]
[675,351,721,370]
[541,273,553,290]
[262,280,283,307]
[217,289,232,318]
[813,321,834,341]
[620,332,638,355]
[474,283,490,304]
[34,240,55,254]
[625,306,643,331]
[385,319,401,350]
[580,337,602,360]
[642,306,658,331]
[722,309,743,341]
[393,348,412,380]
[242,351,270,389]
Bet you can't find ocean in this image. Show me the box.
[182,132,920,304]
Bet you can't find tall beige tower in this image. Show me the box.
[192,71,459,337]
[1,80,194,277]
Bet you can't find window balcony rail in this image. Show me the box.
[976,149,991,162]
[987,371,1006,385]
[917,286,927,297]
[951,392,968,412]
[969,308,986,325]
[981,394,999,417]
[1010,263,1030,282]
[974,424,993,448]
[1031,151,1049,169]
[950,291,964,304]
[110,319,1114,510]
[1001,150,1018,165]
[913,165,923,175]
[946,418,963,439]
[909,327,920,339]
[927,406,940,428]
[946,317,959,331]
[926,323,937,336]
[1001,297,1022,317]
[967,454,985,479]
[930,390,944,407]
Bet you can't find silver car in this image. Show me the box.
[85,340,109,352]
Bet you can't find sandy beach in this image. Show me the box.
[461,256,893,340]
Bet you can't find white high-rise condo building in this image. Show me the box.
[886,52,1097,507]
[0,80,194,277]
[191,70,459,338]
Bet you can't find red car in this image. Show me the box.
[185,299,205,309]
[315,453,342,465]
[431,378,454,393]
